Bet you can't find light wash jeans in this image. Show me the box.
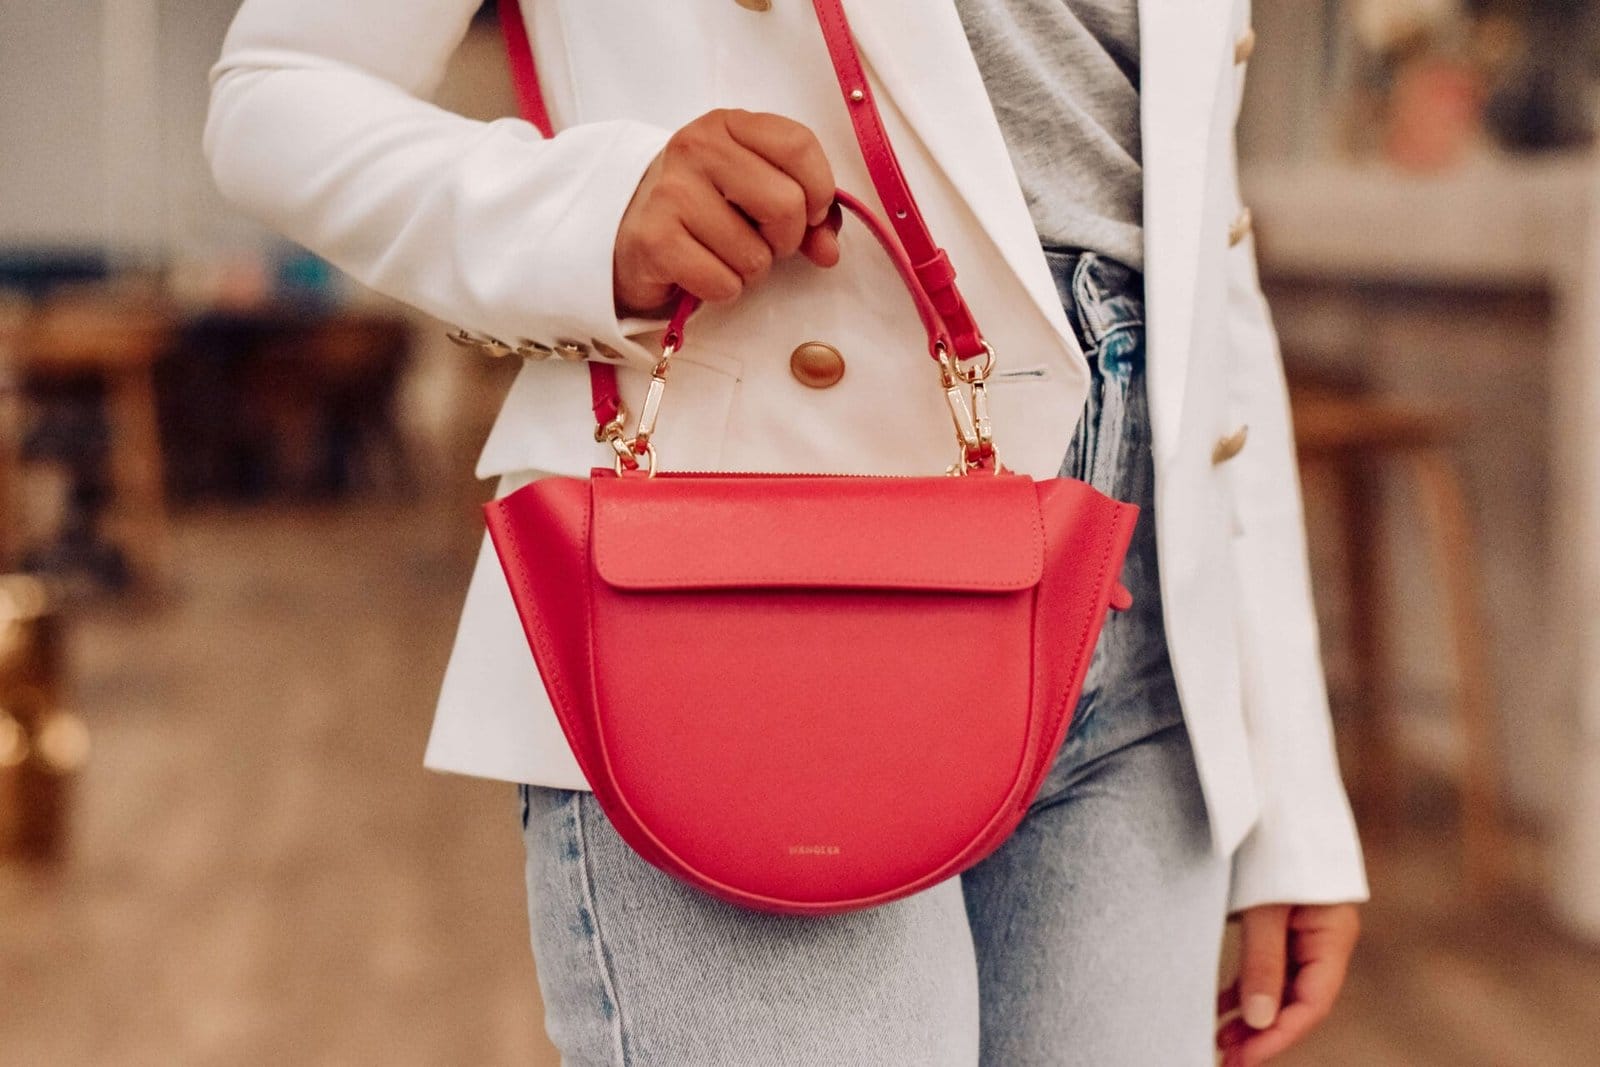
[517,251,1229,1066]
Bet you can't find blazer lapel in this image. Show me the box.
[844,0,1080,361]
[846,0,1236,461]
[1138,0,1234,461]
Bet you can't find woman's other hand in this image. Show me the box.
[613,109,842,318]
[1215,902,1361,1066]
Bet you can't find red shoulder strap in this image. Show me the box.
[496,0,988,435]
[498,1,552,138]
[805,0,984,360]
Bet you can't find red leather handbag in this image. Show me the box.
[487,0,1139,915]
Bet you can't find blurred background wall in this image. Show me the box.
[3,2,1600,1065]
[1234,0,1600,941]
[0,2,244,261]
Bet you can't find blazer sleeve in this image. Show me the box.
[203,0,673,366]
[1222,219,1371,914]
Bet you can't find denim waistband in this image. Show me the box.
[1040,248,1145,374]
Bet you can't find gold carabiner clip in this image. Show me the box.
[937,342,1000,475]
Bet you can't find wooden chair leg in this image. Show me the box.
[1410,446,1508,897]
[106,367,168,584]
[1330,452,1403,844]
[0,389,20,571]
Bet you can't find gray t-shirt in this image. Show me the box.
[954,0,1144,269]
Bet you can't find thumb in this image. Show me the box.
[1237,904,1292,1031]
[800,200,844,269]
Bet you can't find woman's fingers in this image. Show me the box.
[1218,1000,1324,1067]
[654,222,745,304]
[1288,908,1358,1009]
[679,187,778,291]
[676,178,844,295]
[1219,959,1343,1066]
[1236,904,1292,1030]
[799,201,844,268]
[1216,979,1241,1017]
[1217,903,1361,1066]
[706,139,819,260]
[799,223,841,269]
[722,108,837,228]
[614,109,838,317]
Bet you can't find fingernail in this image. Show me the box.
[1243,994,1278,1030]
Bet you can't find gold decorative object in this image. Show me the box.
[0,573,82,862]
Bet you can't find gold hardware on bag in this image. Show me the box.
[971,377,992,450]
[635,358,670,447]
[937,342,1000,475]
[607,331,1002,476]
[603,342,678,476]
[593,404,628,444]
[939,350,980,451]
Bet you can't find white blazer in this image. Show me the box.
[206,0,1367,912]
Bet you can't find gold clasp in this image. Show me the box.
[612,438,658,476]
[938,348,981,453]
[603,342,678,476]
[593,402,628,445]
[602,333,1002,477]
[937,341,1000,475]
[633,354,673,451]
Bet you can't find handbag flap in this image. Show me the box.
[592,473,1045,592]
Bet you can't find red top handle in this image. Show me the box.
[659,189,950,357]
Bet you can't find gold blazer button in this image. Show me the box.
[445,328,513,358]
[1212,424,1249,465]
[553,338,591,361]
[1234,26,1257,65]
[790,341,846,389]
[1228,206,1253,248]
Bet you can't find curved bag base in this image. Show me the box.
[486,470,1138,915]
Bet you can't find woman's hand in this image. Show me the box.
[613,109,842,318]
[1215,902,1361,1066]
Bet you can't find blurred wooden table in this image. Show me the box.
[163,306,414,500]
[0,298,27,568]
[14,294,175,585]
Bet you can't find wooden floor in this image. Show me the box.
[3,495,1598,1066]
[0,497,555,1066]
